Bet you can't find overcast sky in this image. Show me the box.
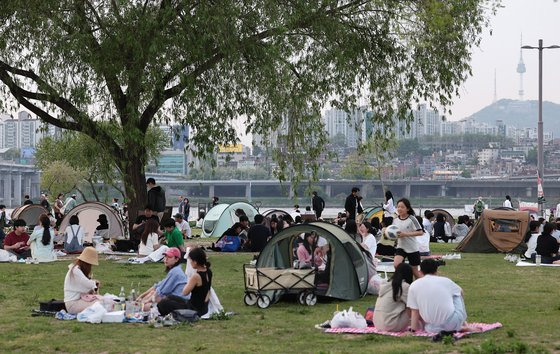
[448,0,560,120]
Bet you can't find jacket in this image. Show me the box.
[147,186,166,212]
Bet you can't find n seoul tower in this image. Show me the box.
[517,34,526,100]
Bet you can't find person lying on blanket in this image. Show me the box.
[407,259,481,334]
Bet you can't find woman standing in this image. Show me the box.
[28,214,55,262]
[64,247,101,314]
[503,195,513,208]
[53,193,64,228]
[373,263,413,331]
[383,190,396,216]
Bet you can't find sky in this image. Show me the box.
[448,0,560,120]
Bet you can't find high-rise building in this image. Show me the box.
[322,107,366,147]
[414,104,441,137]
[517,33,526,101]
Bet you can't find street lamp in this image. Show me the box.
[521,39,560,216]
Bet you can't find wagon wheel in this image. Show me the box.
[304,292,317,306]
[298,291,307,305]
[244,292,258,306]
[257,295,271,309]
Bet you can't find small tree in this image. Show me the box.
[40,160,87,198]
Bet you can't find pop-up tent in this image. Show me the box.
[202,202,258,237]
[257,222,369,301]
[11,204,48,228]
[59,202,125,243]
[357,206,384,224]
[456,209,530,253]
[262,209,294,228]
[432,208,456,228]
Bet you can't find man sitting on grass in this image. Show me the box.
[3,219,31,259]
[162,218,185,254]
[407,259,480,337]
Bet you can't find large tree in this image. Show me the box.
[0,0,497,225]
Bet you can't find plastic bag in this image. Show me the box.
[330,307,367,328]
[77,301,107,323]
[367,273,388,295]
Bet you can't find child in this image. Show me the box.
[393,198,423,278]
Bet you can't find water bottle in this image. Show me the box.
[536,255,541,266]
[119,286,126,311]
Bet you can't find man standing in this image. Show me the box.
[178,196,190,221]
[344,187,360,220]
[473,197,484,220]
[312,191,325,219]
[407,259,472,336]
[146,178,166,220]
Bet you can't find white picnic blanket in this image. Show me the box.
[516,261,560,267]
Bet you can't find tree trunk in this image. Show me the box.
[121,145,148,236]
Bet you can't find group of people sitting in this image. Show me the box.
[524,219,560,264]
[63,246,214,317]
[372,259,478,335]
[131,205,194,257]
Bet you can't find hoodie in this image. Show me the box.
[147,186,166,212]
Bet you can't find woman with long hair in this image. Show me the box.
[137,247,188,310]
[138,219,160,256]
[296,232,319,268]
[157,247,213,317]
[383,190,396,216]
[27,214,55,262]
[372,263,414,331]
[393,198,423,279]
[359,221,376,256]
[63,247,101,314]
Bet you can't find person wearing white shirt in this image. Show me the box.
[138,219,160,256]
[524,220,541,259]
[174,214,192,239]
[555,202,560,219]
[408,259,477,334]
[64,215,85,253]
[503,195,513,209]
[359,221,377,257]
[64,247,101,314]
[383,190,396,216]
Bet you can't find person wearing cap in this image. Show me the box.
[64,247,101,314]
[174,213,192,239]
[63,194,78,213]
[137,247,189,311]
[407,259,477,335]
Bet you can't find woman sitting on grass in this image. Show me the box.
[372,263,413,332]
[137,247,188,310]
[138,219,160,257]
[28,214,55,262]
[535,222,560,264]
[64,215,84,253]
[64,247,101,314]
[157,247,212,317]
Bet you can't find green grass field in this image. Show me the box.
[0,243,557,353]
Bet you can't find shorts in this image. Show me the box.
[395,248,421,266]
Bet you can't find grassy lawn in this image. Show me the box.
[0,243,557,353]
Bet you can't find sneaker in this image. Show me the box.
[162,313,178,326]
[432,330,456,342]
[314,320,331,329]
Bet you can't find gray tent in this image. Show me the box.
[256,222,369,301]
[11,204,48,228]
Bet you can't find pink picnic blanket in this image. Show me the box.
[325,322,502,339]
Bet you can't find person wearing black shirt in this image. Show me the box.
[23,195,33,205]
[535,222,560,264]
[344,187,360,220]
[247,215,271,252]
[312,191,325,219]
[131,206,160,247]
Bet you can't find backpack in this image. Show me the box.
[221,236,241,252]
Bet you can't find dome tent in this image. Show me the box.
[59,202,125,243]
[431,208,456,227]
[11,204,48,228]
[202,202,258,238]
[256,222,369,301]
[357,206,384,224]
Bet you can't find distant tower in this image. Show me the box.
[517,33,526,100]
[493,68,497,103]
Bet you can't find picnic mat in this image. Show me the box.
[516,261,560,267]
[325,322,502,339]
